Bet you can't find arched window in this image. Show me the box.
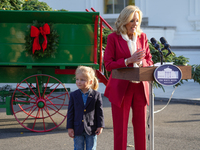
[104,0,135,14]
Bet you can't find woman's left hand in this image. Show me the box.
[127,49,145,65]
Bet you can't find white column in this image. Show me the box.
[188,0,200,31]
[135,0,147,17]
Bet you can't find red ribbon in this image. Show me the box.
[30,23,50,54]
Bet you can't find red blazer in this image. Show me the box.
[103,32,153,107]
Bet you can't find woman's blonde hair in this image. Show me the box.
[75,66,99,90]
[115,5,143,35]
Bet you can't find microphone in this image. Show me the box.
[160,37,170,50]
[150,38,161,51]
[150,37,163,65]
[160,37,172,57]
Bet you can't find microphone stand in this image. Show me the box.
[158,50,164,65]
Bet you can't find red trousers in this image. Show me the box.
[111,82,147,150]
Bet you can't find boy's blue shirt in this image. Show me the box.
[79,88,91,106]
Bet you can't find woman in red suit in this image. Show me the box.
[103,5,153,150]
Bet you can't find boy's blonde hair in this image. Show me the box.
[115,5,143,35]
[75,66,99,90]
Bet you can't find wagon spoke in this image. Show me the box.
[47,95,65,101]
[22,107,37,124]
[42,77,50,98]
[48,103,69,106]
[47,92,67,101]
[31,84,36,88]
[46,105,66,117]
[38,107,41,118]
[17,85,27,89]
[42,109,46,131]
[45,83,61,99]
[44,107,57,126]
[28,105,35,114]
[16,88,37,101]
[32,108,40,130]
[15,104,37,114]
[46,97,59,110]
[14,96,36,105]
[36,76,41,98]
[14,99,35,104]
[49,83,56,88]
[25,80,38,98]
[47,103,68,106]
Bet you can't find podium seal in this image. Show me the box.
[154,64,182,86]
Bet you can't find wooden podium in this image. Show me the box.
[112,66,192,81]
[112,66,192,150]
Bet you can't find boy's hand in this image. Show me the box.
[68,128,74,138]
[95,127,103,135]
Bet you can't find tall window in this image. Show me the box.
[104,0,135,14]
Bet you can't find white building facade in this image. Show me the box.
[41,0,200,65]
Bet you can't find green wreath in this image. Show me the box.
[24,20,59,59]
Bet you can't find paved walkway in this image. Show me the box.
[0,81,199,150]
[1,88,200,150]
[154,80,200,101]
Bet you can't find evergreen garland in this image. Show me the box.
[192,64,200,84]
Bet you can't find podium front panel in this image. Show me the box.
[112,66,192,81]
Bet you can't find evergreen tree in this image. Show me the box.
[0,0,24,10]
[22,0,52,11]
[0,0,52,11]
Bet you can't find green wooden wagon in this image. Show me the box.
[0,10,107,132]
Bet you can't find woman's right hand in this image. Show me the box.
[126,49,145,65]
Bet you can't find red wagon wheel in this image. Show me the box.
[11,74,70,132]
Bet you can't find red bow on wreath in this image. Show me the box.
[30,23,50,54]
